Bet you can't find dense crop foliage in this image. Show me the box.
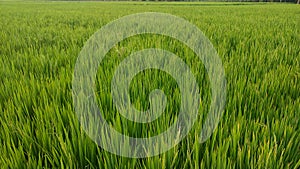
[0,2,299,168]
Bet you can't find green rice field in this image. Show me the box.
[0,1,299,168]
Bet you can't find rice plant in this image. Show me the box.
[0,1,299,168]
